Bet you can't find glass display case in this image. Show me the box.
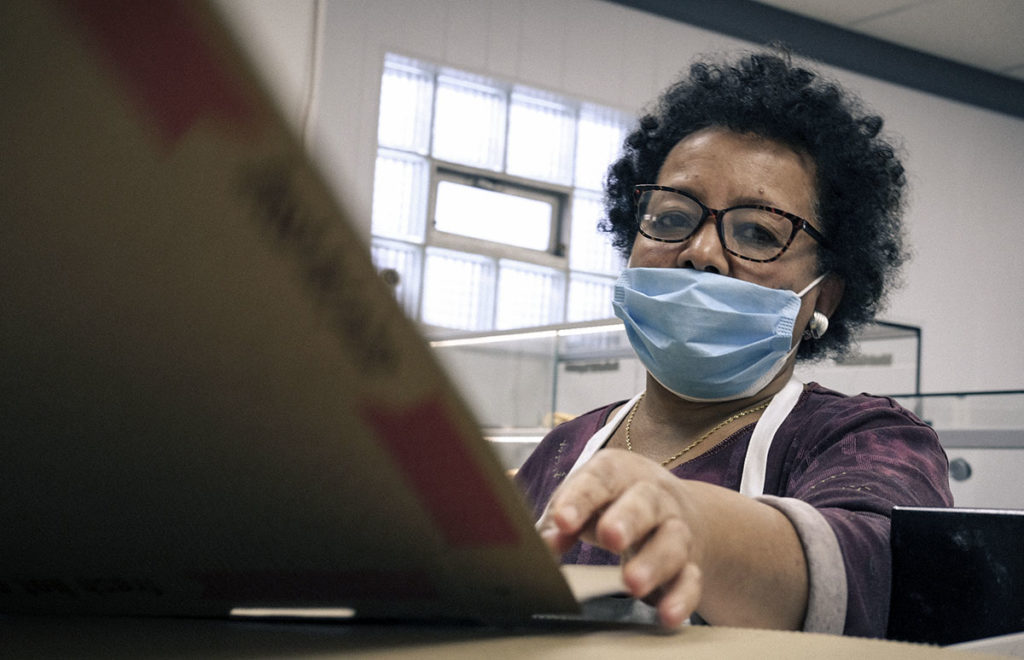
[429,319,634,469]
[428,318,926,469]
[430,318,1022,507]
[892,391,1024,509]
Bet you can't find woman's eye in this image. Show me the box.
[650,211,697,232]
[733,220,786,247]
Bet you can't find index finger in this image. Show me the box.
[536,450,639,548]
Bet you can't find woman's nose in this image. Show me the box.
[675,214,729,273]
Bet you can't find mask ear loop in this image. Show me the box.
[796,272,827,298]
[797,273,830,339]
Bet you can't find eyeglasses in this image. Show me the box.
[634,185,829,263]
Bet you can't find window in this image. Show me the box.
[371,54,632,332]
[433,175,557,252]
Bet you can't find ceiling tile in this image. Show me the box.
[853,0,1024,72]
[754,0,1024,79]
[750,0,927,26]
[1003,64,1024,82]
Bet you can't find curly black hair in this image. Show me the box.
[603,51,907,361]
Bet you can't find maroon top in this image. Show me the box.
[515,382,952,638]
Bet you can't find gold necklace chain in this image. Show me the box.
[624,393,772,467]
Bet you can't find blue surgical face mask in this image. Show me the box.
[612,268,825,402]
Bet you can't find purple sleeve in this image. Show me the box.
[516,388,952,637]
[769,389,953,637]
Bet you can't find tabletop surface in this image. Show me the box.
[0,615,999,659]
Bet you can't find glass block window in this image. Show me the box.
[371,53,633,332]
[421,248,495,331]
[371,149,429,241]
[575,104,631,191]
[495,260,565,330]
[370,238,421,318]
[567,273,616,322]
[569,190,620,275]
[377,55,433,153]
[432,73,506,170]
[506,90,575,185]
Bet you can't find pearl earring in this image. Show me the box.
[808,311,829,339]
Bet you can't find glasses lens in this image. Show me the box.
[638,189,702,241]
[721,208,794,260]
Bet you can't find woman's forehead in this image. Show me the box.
[657,127,819,212]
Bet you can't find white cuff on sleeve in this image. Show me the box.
[756,495,847,634]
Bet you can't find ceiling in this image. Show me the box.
[753,0,1024,82]
[611,0,1024,119]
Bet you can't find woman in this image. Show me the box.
[515,52,952,638]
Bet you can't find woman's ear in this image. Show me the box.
[817,273,845,317]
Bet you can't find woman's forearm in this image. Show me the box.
[675,480,809,629]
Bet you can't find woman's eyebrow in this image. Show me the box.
[670,185,791,210]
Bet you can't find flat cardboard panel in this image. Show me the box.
[0,0,576,622]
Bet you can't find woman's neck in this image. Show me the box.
[641,362,795,438]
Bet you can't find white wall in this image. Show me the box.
[819,69,1024,395]
[216,0,1024,395]
[214,0,319,133]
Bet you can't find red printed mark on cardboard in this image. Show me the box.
[361,396,521,548]
[61,0,262,146]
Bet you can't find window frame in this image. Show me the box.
[427,162,571,270]
[371,53,631,333]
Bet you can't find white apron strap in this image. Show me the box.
[565,391,644,478]
[565,379,803,496]
[739,377,804,497]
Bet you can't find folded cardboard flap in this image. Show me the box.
[561,565,630,603]
[0,0,577,622]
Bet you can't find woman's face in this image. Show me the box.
[628,126,839,342]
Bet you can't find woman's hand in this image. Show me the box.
[535,448,704,628]
[535,447,809,630]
